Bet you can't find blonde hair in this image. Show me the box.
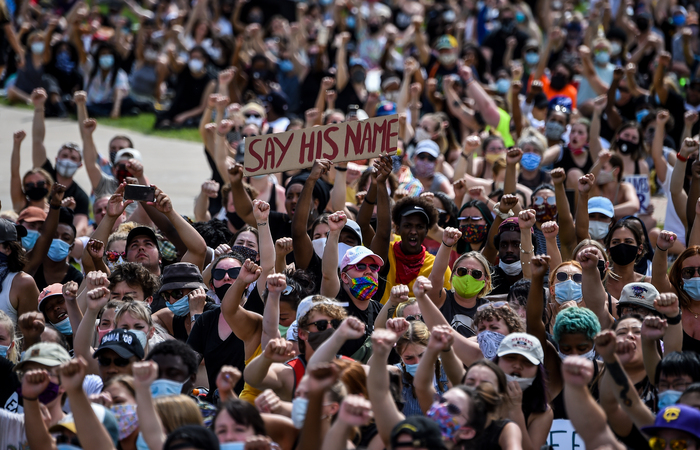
[396,298,418,317]
[114,301,153,328]
[451,251,492,298]
[0,311,19,363]
[107,232,128,252]
[154,395,203,432]
[115,222,139,234]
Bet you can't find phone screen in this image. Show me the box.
[123,185,156,202]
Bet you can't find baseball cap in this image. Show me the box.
[642,405,700,440]
[115,148,143,163]
[340,246,384,272]
[295,295,343,324]
[435,34,457,50]
[38,283,64,313]
[241,102,267,119]
[50,403,120,446]
[588,197,615,218]
[18,207,47,223]
[343,220,363,244]
[398,204,430,224]
[126,226,159,253]
[93,328,145,360]
[15,342,71,371]
[0,218,27,243]
[158,262,207,294]
[349,57,368,70]
[618,282,658,311]
[497,332,544,365]
[498,216,521,234]
[390,416,448,450]
[375,100,396,116]
[415,140,440,159]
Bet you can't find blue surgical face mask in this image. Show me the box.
[136,434,149,450]
[594,51,610,65]
[166,295,190,317]
[683,278,700,300]
[52,317,73,335]
[496,78,511,94]
[291,397,308,429]
[404,362,419,377]
[279,59,294,73]
[636,109,650,123]
[130,329,148,349]
[520,153,542,171]
[47,239,71,262]
[99,54,115,69]
[22,230,40,250]
[0,344,9,359]
[658,390,683,410]
[673,15,686,27]
[150,379,185,397]
[525,52,539,65]
[554,279,583,304]
[220,443,246,450]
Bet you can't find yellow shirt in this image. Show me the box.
[380,239,452,304]
[239,345,263,404]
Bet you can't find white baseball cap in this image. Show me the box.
[497,332,544,365]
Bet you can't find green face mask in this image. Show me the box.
[278,323,290,337]
[452,274,485,298]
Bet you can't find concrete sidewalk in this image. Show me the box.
[0,105,212,216]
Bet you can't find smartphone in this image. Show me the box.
[124,185,156,202]
[347,104,359,119]
[318,26,328,47]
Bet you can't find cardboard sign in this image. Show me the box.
[547,419,586,450]
[243,115,399,176]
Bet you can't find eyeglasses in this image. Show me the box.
[212,267,241,281]
[433,394,462,416]
[657,380,692,392]
[162,289,188,301]
[24,181,47,190]
[455,267,484,280]
[347,263,381,272]
[556,272,583,283]
[533,196,556,206]
[458,216,484,222]
[477,301,508,311]
[649,437,689,450]
[105,251,125,262]
[97,356,131,367]
[681,267,700,280]
[405,314,424,322]
[308,319,343,331]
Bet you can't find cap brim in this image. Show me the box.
[342,225,362,243]
[347,253,384,268]
[49,422,77,434]
[15,356,64,371]
[641,425,700,440]
[401,210,430,223]
[497,349,541,365]
[93,344,138,359]
[158,281,207,294]
[589,207,614,217]
[38,293,64,312]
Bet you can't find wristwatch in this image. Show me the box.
[191,314,202,323]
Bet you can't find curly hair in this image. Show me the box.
[262,268,316,311]
[474,304,525,333]
[391,196,439,229]
[193,219,233,249]
[552,306,601,343]
[108,262,161,299]
[298,302,347,330]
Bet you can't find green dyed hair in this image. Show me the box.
[552,307,601,343]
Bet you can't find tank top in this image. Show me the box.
[683,329,700,353]
[554,144,593,174]
[0,272,19,324]
[476,419,511,449]
[623,159,651,214]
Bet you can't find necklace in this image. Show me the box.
[687,305,700,319]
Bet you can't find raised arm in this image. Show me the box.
[653,292,683,355]
[670,138,696,229]
[579,249,614,329]
[294,363,341,450]
[369,155,393,262]
[252,199,276,298]
[427,228,461,308]
[652,110,671,185]
[517,209,536,279]
[532,28,556,81]
[308,317,366,367]
[10,130,27,212]
[25,184,66,275]
[335,33,350,91]
[30,88,48,169]
[74,283,110,376]
[243,339,296,398]
[261,274,286,350]
[293,159,332,270]
[319,212,345,297]
[228,163,257,228]
[459,66,501,128]
[368,329,405,446]
[79,113,105,191]
[322,396,373,450]
[133,361,167,450]
[375,285,407,329]
[589,95,607,162]
[413,325,455,414]
[575,173,596,242]
[411,15,430,66]
[220,260,263,344]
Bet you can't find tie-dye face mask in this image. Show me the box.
[347,276,379,301]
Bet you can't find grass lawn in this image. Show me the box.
[0,97,202,143]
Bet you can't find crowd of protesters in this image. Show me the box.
[5,0,700,449]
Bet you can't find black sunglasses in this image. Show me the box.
[98,356,131,367]
[24,181,46,190]
[405,314,424,322]
[212,267,242,281]
[454,267,484,279]
[347,262,381,272]
[556,272,583,283]
[682,267,700,280]
[308,319,343,331]
[162,289,188,301]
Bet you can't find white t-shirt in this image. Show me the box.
[0,408,26,450]
[661,157,686,245]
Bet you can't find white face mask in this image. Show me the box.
[291,397,308,429]
[527,111,546,130]
[245,116,263,128]
[506,373,535,390]
[311,238,352,269]
[188,58,204,73]
[499,259,522,276]
[384,91,399,103]
[56,158,80,178]
[588,221,610,240]
[414,128,432,143]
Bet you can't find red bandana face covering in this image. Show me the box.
[393,241,426,285]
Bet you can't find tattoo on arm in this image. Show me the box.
[387,307,396,319]
[606,361,633,406]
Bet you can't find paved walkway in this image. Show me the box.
[0,105,211,216]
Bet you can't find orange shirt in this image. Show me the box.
[528,74,578,110]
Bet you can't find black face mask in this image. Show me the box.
[616,138,639,155]
[597,259,606,280]
[214,283,232,301]
[500,18,514,33]
[25,186,49,201]
[550,73,568,91]
[609,243,638,266]
[351,70,366,84]
[368,23,380,34]
[307,327,335,350]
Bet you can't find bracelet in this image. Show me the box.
[492,202,514,220]
[50,204,60,210]
[519,244,533,254]
[216,131,228,136]
[442,240,452,247]
[677,152,689,163]
[460,152,470,159]
[656,245,668,252]
[335,167,347,172]
[666,311,682,325]
[257,222,267,227]
[464,77,475,86]
[365,198,377,205]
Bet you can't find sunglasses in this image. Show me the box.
[347,263,381,272]
[533,196,556,206]
[458,216,484,222]
[433,394,462,416]
[308,319,343,331]
[681,267,700,280]
[24,181,46,190]
[212,267,241,281]
[105,251,125,262]
[455,267,484,279]
[556,272,583,283]
[98,356,131,367]
[245,113,261,118]
[405,314,424,322]
[162,289,188,301]
[649,437,689,450]
[477,301,508,312]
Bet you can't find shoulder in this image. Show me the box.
[638,159,650,174]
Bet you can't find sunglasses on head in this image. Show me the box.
[533,196,556,206]
[556,272,583,283]
[162,289,188,301]
[405,314,424,322]
[347,263,381,272]
[433,394,462,416]
[477,301,508,312]
[212,267,241,281]
[98,356,131,367]
[24,181,46,190]
[649,437,689,450]
[105,251,125,262]
[455,267,484,279]
[681,267,700,280]
[308,319,343,331]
